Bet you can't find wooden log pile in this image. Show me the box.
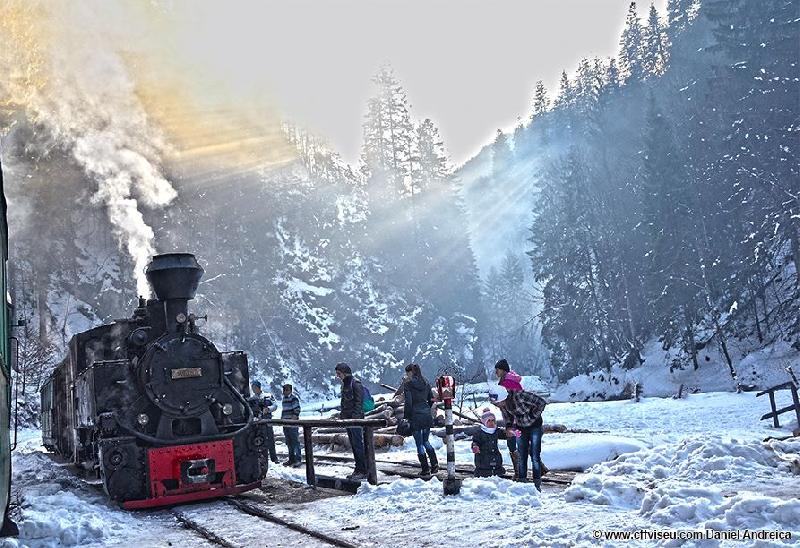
[311,432,405,450]
[307,397,406,448]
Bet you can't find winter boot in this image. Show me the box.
[418,453,431,477]
[426,448,439,474]
[533,476,542,492]
[511,451,520,479]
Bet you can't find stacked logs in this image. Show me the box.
[308,398,407,450]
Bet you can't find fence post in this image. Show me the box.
[302,425,315,487]
[768,391,779,427]
[363,426,377,485]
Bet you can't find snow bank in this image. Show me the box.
[12,489,109,546]
[541,435,647,471]
[3,431,205,548]
[4,446,132,547]
[565,436,800,532]
[358,476,541,508]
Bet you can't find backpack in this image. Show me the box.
[362,384,375,413]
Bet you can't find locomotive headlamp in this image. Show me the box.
[176,312,187,324]
[222,403,234,415]
[137,413,150,426]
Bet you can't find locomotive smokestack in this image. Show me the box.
[145,253,204,333]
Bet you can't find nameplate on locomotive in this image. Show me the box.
[171,367,203,379]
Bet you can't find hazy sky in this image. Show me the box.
[4,0,667,168]
[174,0,667,166]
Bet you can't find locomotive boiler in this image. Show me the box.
[41,253,269,509]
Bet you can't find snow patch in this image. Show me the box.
[565,436,800,531]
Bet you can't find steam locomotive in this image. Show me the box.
[41,253,269,509]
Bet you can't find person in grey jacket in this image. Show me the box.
[335,363,367,481]
[281,384,302,467]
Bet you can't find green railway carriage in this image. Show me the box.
[0,153,17,535]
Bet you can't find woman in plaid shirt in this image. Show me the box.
[489,385,547,491]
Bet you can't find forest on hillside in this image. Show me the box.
[473,0,798,383]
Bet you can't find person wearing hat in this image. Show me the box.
[335,363,368,481]
[470,408,506,477]
[493,359,523,478]
[249,380,279,463]
[281,383,303,467]
[489,384,547,490]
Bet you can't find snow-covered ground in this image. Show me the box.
[552,336,800,402]
[4,391,799,547]
[269,391,800,546]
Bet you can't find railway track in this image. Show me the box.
[171,510,240,548]
[171,495,359,548]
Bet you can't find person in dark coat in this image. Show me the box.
[248,380,279,463]
[403,364,439,476]
[471,409,506,477]
[394,365,440,425]
[335,362,368,481]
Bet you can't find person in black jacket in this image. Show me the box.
[335,362,367,481]
[471,409,506,477]
[403,364,439,476]
[248,380,279,463]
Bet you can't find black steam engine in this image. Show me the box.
[41,253,269,509]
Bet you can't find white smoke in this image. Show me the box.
[1,2,177,296]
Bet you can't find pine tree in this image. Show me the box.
[361,65,416,194]
[619,2,645,83]
[642,3,669,78]
[705,0,800,288]
[553,70,575,109]
[666,0,695,36]
[640,97,697,367]
[532,80,549,117]
[605,58,621,91]
[413,118,448,194]
[491,129,512,173]
[530,150,615,377]
[575,58,596,104]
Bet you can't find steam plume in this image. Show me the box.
[1,1,176,296]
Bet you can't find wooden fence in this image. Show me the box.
[757,381,800,428]
[263,418,388,488]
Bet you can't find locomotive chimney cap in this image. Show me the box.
[146,253,204,301]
